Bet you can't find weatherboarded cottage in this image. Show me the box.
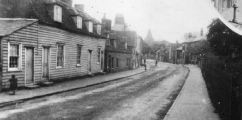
[0,0,106,91]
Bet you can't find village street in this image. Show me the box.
[0,62,189,120]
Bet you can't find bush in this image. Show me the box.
[201,57,242,120]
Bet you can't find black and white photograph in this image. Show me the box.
[0,0,241,120]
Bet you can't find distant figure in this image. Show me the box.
[9,74,18,95]
[144,58,147,70]
[155,58,158,66]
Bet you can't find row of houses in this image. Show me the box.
[0,0,142,91]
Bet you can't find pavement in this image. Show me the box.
[0,60,155,107]
[164,65,220,120]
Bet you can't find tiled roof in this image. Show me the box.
[0,18,37,36]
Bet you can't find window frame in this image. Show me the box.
[116,58,119,68]
[97,24,101,35]
[56,44,65,68]
[97,47,101,64]
[76,16,83,29]
[88,21,93,33]
[111,57,114,69]
[54,5,62,22]
[76,45,82,66]
[126,58,128,67]
[8,42,22,71]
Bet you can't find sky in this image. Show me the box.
[73,0,218,43]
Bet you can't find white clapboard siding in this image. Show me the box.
[38,25,105,81]
[1,23,40,87]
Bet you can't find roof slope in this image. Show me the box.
[0,18,37,36]
[114,31,137,47]
[0,0,105,38]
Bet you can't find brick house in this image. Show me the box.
[181,29,206,64]
[0,0,106,91]
[102,16,133,73]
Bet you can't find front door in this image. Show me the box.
[108,55,111,73]
[42,47,49,80]
[88,50,92,73]
[26,48,34,85]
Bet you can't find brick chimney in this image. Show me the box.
[102,14,112,33]
[75,4,84,12]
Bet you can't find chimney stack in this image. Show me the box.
[75,4,84,12]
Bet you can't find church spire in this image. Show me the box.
[145,29,154,44]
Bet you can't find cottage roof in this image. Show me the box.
[28,0,105,38]
[106,42,132,54]
[114,31,137,47]
[182,34,206,44]
[106,32,132,54]
[0,18,37,36]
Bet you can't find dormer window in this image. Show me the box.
[76,16,82,29]
[54,5,62,22]
[85,21,93,33]
[97,24,101,35]
[110,39,116,48]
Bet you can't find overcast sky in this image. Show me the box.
[73,0,218,43]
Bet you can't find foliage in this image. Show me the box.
[201,18,242,120]
[141,40,151,55]
[207,19,242,62]
[186,40,210,55]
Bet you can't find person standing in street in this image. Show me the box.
[9,74,18,95]
[155,58,158,67]
[144,58,147,70]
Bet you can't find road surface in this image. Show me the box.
[0,63,189,120]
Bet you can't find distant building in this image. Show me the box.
[111,14,142,70]
[112,14,130,31]
[102,15,133,73]
[181,29,207,64]
[169,41,182,64]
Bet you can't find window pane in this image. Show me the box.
[77,45,82,64]
[10,57,18,68]
[10,44,19,56]
[98,48,101,63]
[57,44,64,67]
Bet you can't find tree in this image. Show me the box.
[186,40,210,55]
[141,40,151,55]
[207,18,242,62]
